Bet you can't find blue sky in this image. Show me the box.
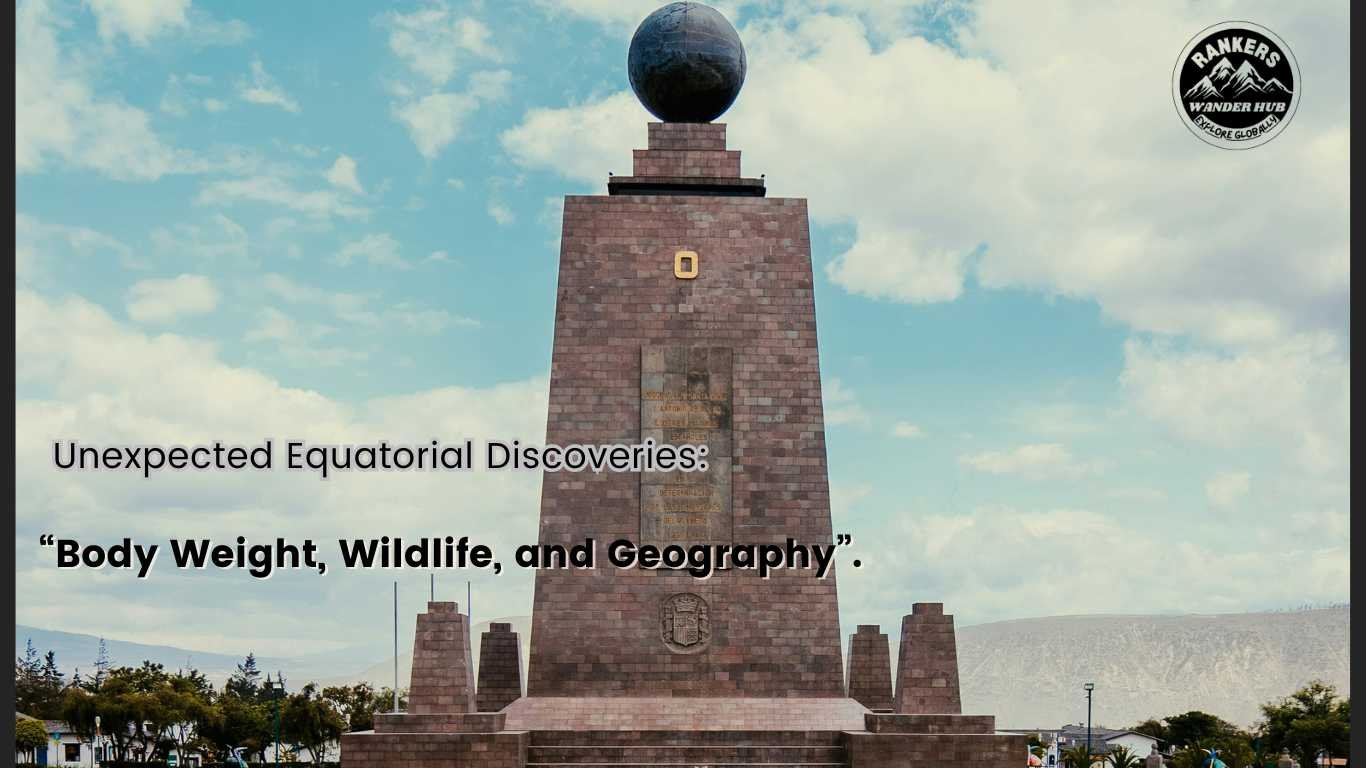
[16,0,1349,662]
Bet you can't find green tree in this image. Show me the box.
[321,683,408,732]
[281,683,346,765]
[91,638,111,690]
[14,643,66,718]
[225,652,263,701]
[1163,711,1241,749]
[15,717,48,763]
[96,662,179,761]
[1131,718,1170,745]
[59,687,100,758]
[199,691,271,763]
[38,651,66,714]
[1107,745,1141,768]
[1062,744,1097,768]
[160,670,214,765]
[15,639,44,715]
[1258,680,1350,768]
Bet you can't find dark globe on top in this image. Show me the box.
[627,2,747,123]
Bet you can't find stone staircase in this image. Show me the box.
[526,730,848,768]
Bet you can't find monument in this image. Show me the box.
[847,625,895,712]
[342,2,1023,765]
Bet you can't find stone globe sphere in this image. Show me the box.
[627,2,746,123]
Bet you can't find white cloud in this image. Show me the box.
[16,0,200,180]
[380,5,498,86]
[486,201,515,226]
[324,155,364,195]
[1206,471,1252,510]
[85,0,189,45]
[150,214,251,263]
[1103,486,1169,505]
[392,71,511,159]
[379,5,509,159]
[503,2,1349,349]
[240,59,299,113]
[125,274,219,323]
[245,306,367,367]
[959,443,1105,481]
[17,213,135,278]
[843,503,1348,628]
[261,273,479,333]
[890,421,923,439]
[160,73,228,118]
[196,176,368,221]
[501,90,650,185]
[394,92,480,160]
[334,233,408,269]
[261,273,363,309]
[1121,336,1349,478]
[383,303,480,333]
[15,290,545,649]
[822,377,868,427]
[339,299,478,333]
[531,0,665,29]
[825,224,966,303]
[1010,403,1100,438]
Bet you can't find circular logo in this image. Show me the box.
[1172,21,1300,149]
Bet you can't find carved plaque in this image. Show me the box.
[640,345,733,546]
[660,593,710,654]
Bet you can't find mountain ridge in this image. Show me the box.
[18,607,1346,729]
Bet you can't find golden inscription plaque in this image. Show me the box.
[640,345,732,545]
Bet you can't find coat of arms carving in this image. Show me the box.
[660,593,710,653]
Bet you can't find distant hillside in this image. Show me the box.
[310,616,532,691]
[956,606,1350,728]
[20,607,1346,728]
[13,625,383,687]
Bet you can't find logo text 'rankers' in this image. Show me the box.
[1172,22,1300,149]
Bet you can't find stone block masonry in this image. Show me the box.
[527,121,845,699]
[408,601,475,714]
[894,602,962,714]
[476,623,523,712]
[847,624,894,711]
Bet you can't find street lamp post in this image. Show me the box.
[1084,683,1095,763]
[264,674,284,768]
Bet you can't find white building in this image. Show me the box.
[1004,724,1163,766]
[15,716,204,768]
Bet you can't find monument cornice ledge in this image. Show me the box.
[607,175,766,197]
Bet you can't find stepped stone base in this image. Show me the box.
[503,696,868,731]
[845,732,1023,767]
[344,700,1025,767]
[340,731,528,768]
[863,712,997,734]
[373,712,508,734]
[529,730,846,767]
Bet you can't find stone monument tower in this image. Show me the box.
[522,0,845,703]
[342,3,1024,765]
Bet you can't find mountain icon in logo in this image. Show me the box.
[1183,57,1292,100]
